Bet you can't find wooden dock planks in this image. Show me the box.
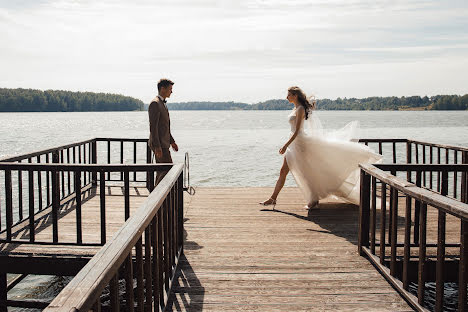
[167,187,415,311]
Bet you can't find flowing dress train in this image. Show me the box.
[284,109,382,205]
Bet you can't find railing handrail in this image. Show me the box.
[0,162,172,172]
[360,163,468,220]
[375,163,468,171]
[45,164,184,311]
[408,139,468,152]
[0,138,96,162]
[94,137,148,142]
[359,138,408,143]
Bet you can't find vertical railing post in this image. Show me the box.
[125,253,135,312]
[28,167,35,242]
[406,140,412,182]
[120,141,124,181]
[100,171,106,245]
[136,238,144,311]
[414,171,422,244]
[18,162,23,220]
[124,171,130,221]
[157,209,164,306]
[146,145,152,190]
[379,182,387,265]
[178,173,184,251]
[390,187,398,276]
[5,170,13,241]
[418,203,428,305]
[435,209,446,312]
[92,140,97,186]
[462,151,468,204]
[75,170,82,244]
[144,226,152,312]
[403,195,411,290]
[459,220,468,312]
[0,273,6,312]
[435,170,448,311]
[151,216,160,311]
[370,176,377,254]
[51,152,60,244]
[359,169,371,255]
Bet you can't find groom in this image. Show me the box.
[148,78,179,185]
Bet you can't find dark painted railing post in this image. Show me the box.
[5,170,13,241]
[146,145,152,190]
[124,171,130,220]
[178,173,184,251]
[100,171,106,245]
[359,169,371,255]
[379,182,387,264]
[28,167,35,242]
[414,170,422,244]
[51,152,60,244]
[75,171,82,244]
[403,195,411,290]
[459,220,468,312]
[144,226,152,311]
[370,176,376,254]
[92,140,97,186]
[418,203,427,305]
[462,151,468,203]
[406,140,412,182]
[390,187,398,276]
[0,273,6,312]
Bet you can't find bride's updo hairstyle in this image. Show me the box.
[288,86,316,120]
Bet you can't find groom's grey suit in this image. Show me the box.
[148,95,175,185]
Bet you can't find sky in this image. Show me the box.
[0,0,467,103]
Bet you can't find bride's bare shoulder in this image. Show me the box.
[296,106,305,114]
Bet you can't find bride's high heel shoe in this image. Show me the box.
[259,198,277,209]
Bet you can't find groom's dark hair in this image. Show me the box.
[157,78,174,91]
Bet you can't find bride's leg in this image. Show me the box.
[260,158,289,205]
[270,158,290,200]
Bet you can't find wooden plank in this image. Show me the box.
[167,187,413,312]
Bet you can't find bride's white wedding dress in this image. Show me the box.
[285,108,382,205]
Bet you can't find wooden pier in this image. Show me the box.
[0,138,466,311]
[169,187,414,311]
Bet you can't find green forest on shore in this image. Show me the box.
[1,88,467,112]
[0,88,144,112]
[168,94,468,111]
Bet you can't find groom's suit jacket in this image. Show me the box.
[148,96,175,150]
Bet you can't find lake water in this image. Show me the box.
[1,110,468,187]
[1,110,468,310]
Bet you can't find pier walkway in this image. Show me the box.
[169,187,413,311]
[1,138,466,311]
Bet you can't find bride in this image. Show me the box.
[260,86,382,209]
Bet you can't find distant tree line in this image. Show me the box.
[0,88,144,112]
[167,94,468,111]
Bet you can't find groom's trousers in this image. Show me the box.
[154,148,173,186]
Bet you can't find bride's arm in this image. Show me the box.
[279,107,305,155]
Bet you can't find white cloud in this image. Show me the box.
[0,0,467,103]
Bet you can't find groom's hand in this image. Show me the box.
[154,148,163,159]
[171,142,179,152]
